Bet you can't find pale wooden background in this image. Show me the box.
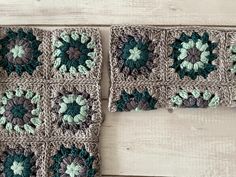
[0,1,236,177]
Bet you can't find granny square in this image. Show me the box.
[47,141,100,177]
[0,27,103,177]
[0,141,47,176]
[50,28,103,82]
[166,27,225,83]
[0,27,51,81]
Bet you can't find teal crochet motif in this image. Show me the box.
[115,89,157,112]
[50,145,96,177]
[0,28,42,76]
[170,32,218,80]
[0,146,37,177]
[117,36,155,78]
[53,31,96,75]
[0,88,42,134]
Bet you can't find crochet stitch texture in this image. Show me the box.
[109,25,235,112]
[0,27,103,177]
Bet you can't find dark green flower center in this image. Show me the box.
[64,102,81,117]
[11,104,27,119]
[186,47,201,64]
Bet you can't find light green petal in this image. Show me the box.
[186,62,193,71]
[85,60,95,69]
[62,95,75,104]
[203,90,212,100]
[200,54,209,64]
[171,95,183,106]
[192,89,200,98]
[60,31,70,43]
[77,98,86,106]
[59,65,67,74]
[14,125,23,133]
[75,95,83,104]
[231,45,236,53]
[178,48,188,60]
[0,116,6,124]
[196,39,203,50]
[179,90,188,99]
[25,90,34,99]
[31,94,41,104]
[0,106,5,114]
[193,63,199,72]
[230,64,236,73]
[24,124,35,134]
[208,95,220,107]
[80,109,87,117]
[182,40,194,49]
[1,96,8,105]
[81,33,89,44]
[69,66,77,75]
[196,61,204,69]
[31,108,40,116]
[31,118,42,127]
[180,60,189,69]
[53,49,61,57]
[71,31,79,40]
[87,41,96,49]
[63,115,73,123]
[201,51,210,58]
[15,88,23,97]
[78,65,88,75]
[74,114,86,123]
[87,52,96,59]
[199,43,209,51]
[59,103,68,113]
[53,40,63,48]
[6,122,13,132]
[5,90,13,99]
[230,55,236,62]
[53,58,62,69]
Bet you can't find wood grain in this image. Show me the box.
[0,0,236,26]
[0,1,236,177]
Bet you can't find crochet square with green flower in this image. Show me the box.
[0,27,51,81]
[0,27,103,177]
[51,28,103,82]
[166,27,225,83]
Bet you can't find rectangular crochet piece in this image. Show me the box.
[108,25,235,112]
[0,27,103,176]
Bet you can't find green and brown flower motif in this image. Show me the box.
[0,28,42,76]
[0,88,42,134]
[170,32,218,80]
[53,31,97,76]
[116,36,156,79]
[115,89,157,112]
[171,89,220,108]
[229,44,236,74]
[52,89,94,134]
[0,145,37,177]
[50,145,96,177]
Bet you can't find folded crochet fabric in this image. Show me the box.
[0,27,103,176]
[108,25,235,112]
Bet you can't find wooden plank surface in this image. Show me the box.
[0,0,236,26]
[0,1,236,177]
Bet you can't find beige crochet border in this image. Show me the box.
[108,25,236,112]
[0,26,103,176]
